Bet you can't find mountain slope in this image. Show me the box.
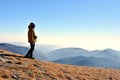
[0,49,120,80]
[0,43,47,60]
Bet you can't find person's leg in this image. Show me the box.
[29,43,35,58]
[25,43,33,58]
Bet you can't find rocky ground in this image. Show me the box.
[0,49,120,80]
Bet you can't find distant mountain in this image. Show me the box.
[52,56,86,64]
[47,48,90,61]
[48,47,120,68]
[0,43,29,55]
[53,56,120,68]
[0,43,47,60]
[72,57,120,68]
[90,49,120,58]
[10,42,60,54]
[35,44,61,54]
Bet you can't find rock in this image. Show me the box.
[0,57,5,62]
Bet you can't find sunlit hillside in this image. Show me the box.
[0,49,120,80]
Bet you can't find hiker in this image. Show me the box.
[25,22,37,59]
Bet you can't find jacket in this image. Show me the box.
[28,29,36,43]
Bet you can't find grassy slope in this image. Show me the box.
[0,49,120,80]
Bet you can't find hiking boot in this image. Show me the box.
[24,56,29,58]
[30,57,35,59]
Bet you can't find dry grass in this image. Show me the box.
[0,49,120,80]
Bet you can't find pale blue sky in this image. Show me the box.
[0,0,120,50]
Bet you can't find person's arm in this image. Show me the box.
[32,30,37,41]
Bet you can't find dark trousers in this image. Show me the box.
[25,43,35,58]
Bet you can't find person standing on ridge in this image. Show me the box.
[25,22,37,59]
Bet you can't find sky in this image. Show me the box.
[0,0,120,50]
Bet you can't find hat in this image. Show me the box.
[28,22,35,29]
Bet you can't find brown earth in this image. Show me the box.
[0,49,120,80]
